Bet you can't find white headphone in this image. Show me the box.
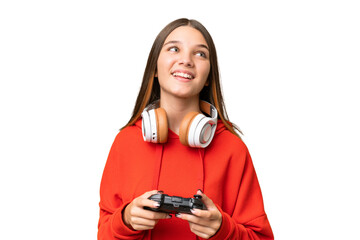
[141,100,218,148]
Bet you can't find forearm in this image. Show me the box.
[207,208,273,240]
[98,203,146,240]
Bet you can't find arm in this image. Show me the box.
[98,191,170,240]
[97,133,169,239]
[98,201,144,240]
[97,134,146,239]
[210,150,274,239]
[179,150,274,240]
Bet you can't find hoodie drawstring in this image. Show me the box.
[197,148,205,192]
[152,144,164,190]
[148,144,164,240]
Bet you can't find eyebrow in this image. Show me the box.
[163,40,209,51]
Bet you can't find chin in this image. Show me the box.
[172,90,198,99]
[161,86,201,100]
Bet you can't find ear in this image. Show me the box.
[155,71,158,78]
[204,79,209,86]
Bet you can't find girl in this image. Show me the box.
[98,18,273,240]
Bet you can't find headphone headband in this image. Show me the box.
[144,100,217,119]
[199,100,218,123]
[143,100,160,112]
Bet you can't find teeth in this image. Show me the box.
[172,72,193,79]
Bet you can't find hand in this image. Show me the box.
[123,190,171,231]
[176,190,222,239]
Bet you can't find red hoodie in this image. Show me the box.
[98,119,273,239]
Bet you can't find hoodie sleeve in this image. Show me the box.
[206,149,274,240]
[97,133,146,240]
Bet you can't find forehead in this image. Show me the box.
[164,26,208,47]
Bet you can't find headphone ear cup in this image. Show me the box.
[154,108,168,143]
[179,112,199,146]
[141,110,151,142]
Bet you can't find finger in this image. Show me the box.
[193,207,222,224]
[178,210,221,231]
[190,227,214,239]
[142,210,171,220]
[131,222,157,231]
[137,190,164,209]
[135,197,160,209]
[189,222,217,239]
[133,215,167,227]
[131,205,170,220]
[141,190,160,198]
[131,224,154,231]
[190,230,211,239]
[177,213,208,226]
[190,208,212,219]
[130,216,158,228]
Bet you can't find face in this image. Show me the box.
[156,26,210,100]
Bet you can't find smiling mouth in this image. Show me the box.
[172,72,194,80]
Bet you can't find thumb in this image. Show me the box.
[142,190,160,199]
[196,190,215,210]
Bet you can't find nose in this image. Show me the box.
[179,52,194,67]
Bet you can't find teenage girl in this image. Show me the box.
[98,18,274,240]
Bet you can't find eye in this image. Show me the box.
[169,46,179,52]
[196,51,207,58]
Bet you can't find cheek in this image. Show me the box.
[157,58,172,86]
[201,63,211,81]
[157,54,175,74]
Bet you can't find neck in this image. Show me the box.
[160,95,201,135]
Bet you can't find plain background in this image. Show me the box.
[1,1,359,239]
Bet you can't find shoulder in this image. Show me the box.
[211,120,248,154]
[112,120,143,149]
[206,123,252,175]
[213,129,248,155]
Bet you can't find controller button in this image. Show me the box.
[194,194,202,199]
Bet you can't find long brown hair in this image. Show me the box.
[121,18,241,137]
